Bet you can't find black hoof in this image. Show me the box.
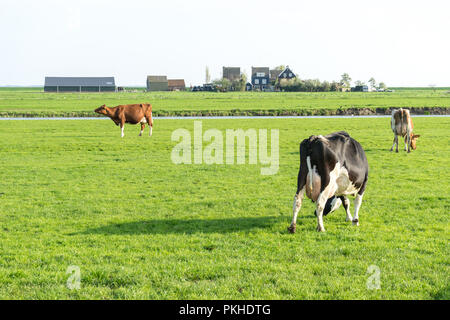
[288,224,296,234]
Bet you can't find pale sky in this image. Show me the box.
[1,0,449,87]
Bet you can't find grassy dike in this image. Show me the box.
[0,106,449,118]
[0,89,449,117]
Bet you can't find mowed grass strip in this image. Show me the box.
[0,117,448,299]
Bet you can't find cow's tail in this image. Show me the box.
[302,136,321,202]
[306,156,313,192]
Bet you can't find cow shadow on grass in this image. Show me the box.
[78,216,289,235]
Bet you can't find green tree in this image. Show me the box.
[238,73,247,92]
[368,77,376,90]
[378,82,387,91]
[212,78,231,91]
[340,73,352,88]
[321,80,331,92]
[205,66,211,84]
[304,79,316,92]
[330,81,342,92]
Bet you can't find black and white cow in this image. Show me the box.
[288,131,369,233]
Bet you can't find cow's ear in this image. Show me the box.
[414,134,421,138]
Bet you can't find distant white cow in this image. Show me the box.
[390,108,420,153]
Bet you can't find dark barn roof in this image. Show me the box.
[223,67,241,81]
[147,75,168,82]
[45,77,115,87]
[251,67,270,77]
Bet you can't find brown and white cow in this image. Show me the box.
[390,108,420,153]
[288,131,369,233]
[94,103,153,138]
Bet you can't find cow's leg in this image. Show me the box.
[146,113,153,137]
[315,195,327,232]
[288,187,305,233]
[341,196,352,222]
[289,162,307,234]
[390,134,397,152]
[139,123,145,136]
[118,113,125,138]
[406,133,411,153]
[352,193,364,226]
[403,136,408,151]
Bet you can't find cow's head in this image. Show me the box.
[410,134,420,150]
[94,104,108,115]
[314,196,342,216]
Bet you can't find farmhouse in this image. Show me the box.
[223,67,241,82]
[168,79,186,91]
[269,66,296,85]
[147,75,168,91]
[44,77,116,92]
[251,67,270,91]
[277,66,296,81]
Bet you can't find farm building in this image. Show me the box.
[278,66,296,80]
[147,76,168,91]
[168,79,186,91]
[222,67,241,82]
[44,77,116,92]
[352,85,369,92]
[251,67,270,91]
[270,66,296,85]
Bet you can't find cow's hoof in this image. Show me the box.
[288,224,296,234]
[346,217,352,222]
[316,225,325,232]
[352,219,359,226]
[395,150,398,153]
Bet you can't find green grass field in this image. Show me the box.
[0,117,448,299]
[0,88,449,117]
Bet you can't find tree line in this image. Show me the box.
[276,74,388,92]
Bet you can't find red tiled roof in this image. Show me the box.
[168,79,185,87]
